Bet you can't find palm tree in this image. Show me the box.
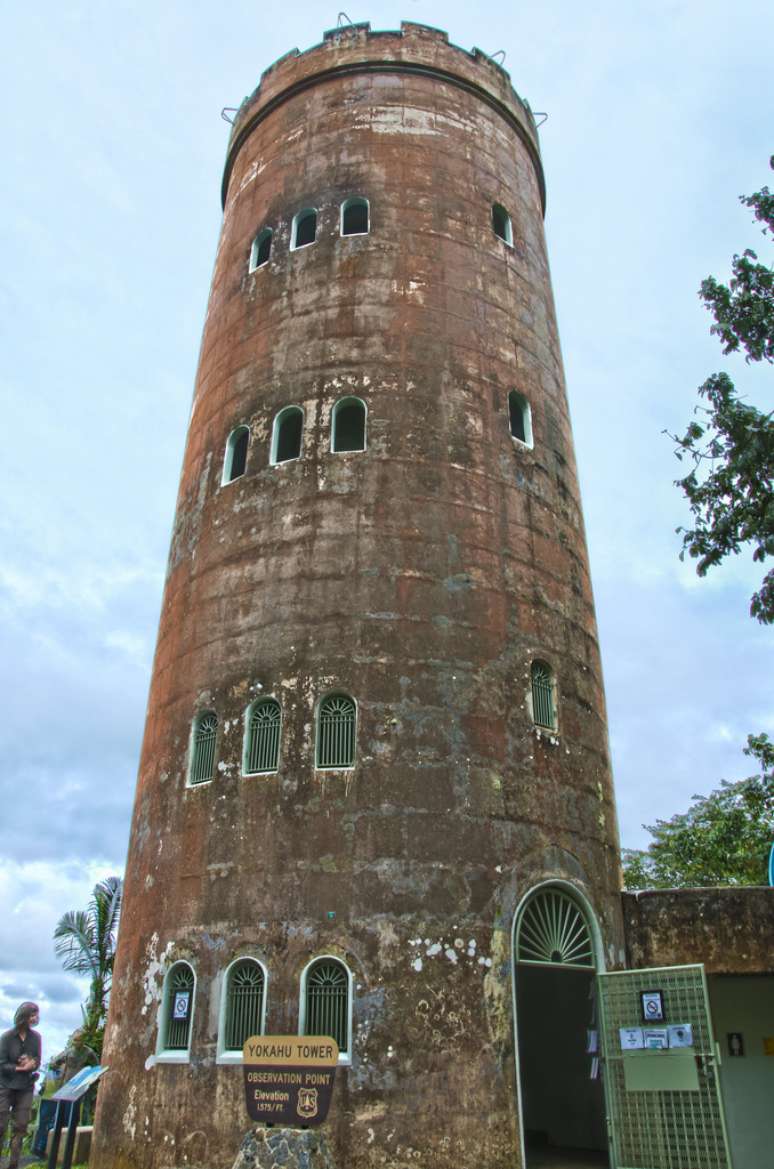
[54,876,123,1057]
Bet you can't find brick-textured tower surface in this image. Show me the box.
[93,22,623,1169]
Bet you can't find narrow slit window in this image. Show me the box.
[223,426,249,483]
[531,662,556,730]
[164,963,195,1052]
[250,228,272,271]
[244,699,281,774]
[492,203,513,246]
[271,407,303,464]
[224,960,265,1050]
[291,209,317,250]
[341,197,369,236]
[303,959,349,1054]
[190,712,218,785]
[508,391,533,448]
[316,694,356,769]
[331,397,366,454]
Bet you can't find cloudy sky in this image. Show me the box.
[2,0,771,1060]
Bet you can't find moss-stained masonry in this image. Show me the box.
[92,21,625,1169]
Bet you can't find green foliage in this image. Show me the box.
[53,876,122,1059]
[671,156,774,623]
[673,373,774,622]
[622,734,774,889]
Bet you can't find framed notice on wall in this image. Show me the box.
[640,989,665,1023]
[173,991,191,1020]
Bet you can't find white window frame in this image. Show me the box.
[298,954,353,1065]
[249,227,273,272]
[242,696,283,776]
[156,960,197,1064]
[222,425,250,485]
[290,207,318,251]
[330,396,367,454]
[508,391,534,450]
[340,196,370,237]
[216,956,269,1064]
[270,406,304,466]
[314,691,358,771]
[492,203,513,247]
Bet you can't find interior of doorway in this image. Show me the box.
[517,964,609,1168]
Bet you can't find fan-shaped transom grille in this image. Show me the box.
[224,959,265,1050]
[517,889,594,968]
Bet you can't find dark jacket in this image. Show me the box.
[0,1027,42,1091]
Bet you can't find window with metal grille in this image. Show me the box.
[189,712,217,784]
[304,959,349,1053]
[271,406,303,464]
[341,197,369,236]
[223,426,249,484]
[530,661,555,729]
[516,888,594,968]
[331,398,366,453]
[316,695,356,769]
[291,208,317,250]
[244,699,281,774]
[249,227,272,271]
[164,963,195,1051]
[224,959,265,1050]
[508,390,533,448]
[492,203,513,246]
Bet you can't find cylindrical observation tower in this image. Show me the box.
[93,21,624,1169]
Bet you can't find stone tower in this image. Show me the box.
[93,22,624,1169]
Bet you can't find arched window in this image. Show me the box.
[270,406,303,465]
[291,208,317,250]
[244,699,282,774]
[492,203,513,246]
[530,661,556,730]
[508,391,533,448]
[331,397,366,454]
[161,962,195,1054]
[222,959,266,1052]
[516,887,594,968]
[189,711,218,785]
[223,426,249,484]
[340,197,369,236]
[316,694,356,769]
[249,228,272,271]
[302,958,350,1056]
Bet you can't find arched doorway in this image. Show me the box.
[514,885,609,1168]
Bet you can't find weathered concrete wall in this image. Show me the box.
[623,888,774,973]
[93,21,624,1169]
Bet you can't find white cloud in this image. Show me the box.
[0,859,124,1064]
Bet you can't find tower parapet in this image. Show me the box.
[223,22,544,213]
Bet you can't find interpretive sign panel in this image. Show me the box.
[243,1036,338,1127]
[52,1065,108,1102]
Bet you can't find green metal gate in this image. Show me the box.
[598,964,732,1169]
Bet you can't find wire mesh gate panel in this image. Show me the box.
[598,964,732,1169]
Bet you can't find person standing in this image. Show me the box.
[0,1003,41,1169]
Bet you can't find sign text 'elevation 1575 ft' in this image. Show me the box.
[243,1036,338,1127]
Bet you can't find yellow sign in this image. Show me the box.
[763,1037,774,1056]
[242,1035,339,1066]
[242,1036,339,1127]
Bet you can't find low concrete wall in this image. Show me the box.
[622,887,774,973]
